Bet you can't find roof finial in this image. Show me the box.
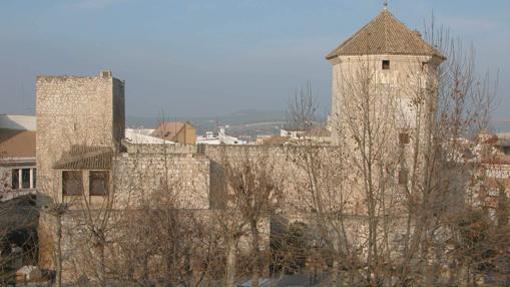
[383,0,388,10]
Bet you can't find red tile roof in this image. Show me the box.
[0,129,36,158]
[151,122,186,141]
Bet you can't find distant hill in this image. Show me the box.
[127,109,289,138]
[128,110,508,140]
[493,118,510,133]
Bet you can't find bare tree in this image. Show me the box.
[285,16,498,287]
[286,144,355,285]
[218,146,281,287]
[286,81,319,132]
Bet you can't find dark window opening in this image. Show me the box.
[399,133,410,145]
[33,169,36,188]
[63,171,83,196]
[11,169,19,189]
[398,170,408,185]
[21,168,30,189]
[89,171,109,196]
[382,60,390,70]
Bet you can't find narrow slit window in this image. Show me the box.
[421,61,427,71]
[398,170,408,185]
[11,169,19,190]
[382,60,390,70]
[21,168,30,189]
[32,168,37,188]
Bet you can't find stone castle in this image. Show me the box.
[35,8,447,282]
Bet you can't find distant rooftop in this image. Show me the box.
[0,114,36,131]
[125,128,175,145]
[0,115,36,159]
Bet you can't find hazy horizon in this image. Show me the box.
[1,0,508,119]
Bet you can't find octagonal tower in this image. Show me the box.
[326,8,445,142]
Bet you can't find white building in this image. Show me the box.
[0,115,37,198]
[197,127,246,145]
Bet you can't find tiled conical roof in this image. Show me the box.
[326,9,444,60]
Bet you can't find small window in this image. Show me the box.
[398,170,408,185]
[399,133,410,145]
[21,168,30,189]
[32,168,37,188]
[382,60,390,70]
[63,171,83,196]
[11,169,19,190]
[89,171,109,196]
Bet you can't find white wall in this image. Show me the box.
[0,114,36,131]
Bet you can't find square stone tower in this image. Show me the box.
[36,70,124,266]
[36,70,124,201]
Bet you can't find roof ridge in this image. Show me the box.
[383,11,389,53]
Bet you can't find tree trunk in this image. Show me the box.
[225,236,237,287]
[99,243,106,286]
[250,221,261,287]
[165,250,175,285]
[55,213,63,287]
[331,258,342,286]
[142,255,149,281]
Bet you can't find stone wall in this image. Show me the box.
[112,151,210,210]
[40,139,414,283]
[53,208,270,283]
[203,144,339,214]
[123,141,197,154]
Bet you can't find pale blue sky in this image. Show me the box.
[0,0,508,119]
